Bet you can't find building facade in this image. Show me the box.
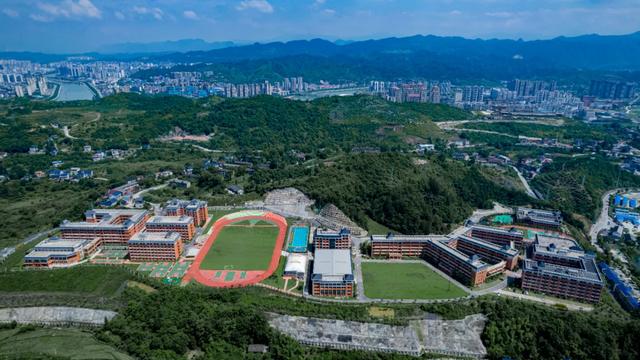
[452,235,519,270]
[60,209,149,246]
[145,215,195,242]
[311,249,354,297]
[516,207,562,230]
[127,231,183,262]
[521,258,603,303]
[23,237,101,268]
[165,199,208,226]
[470,225,525,249]
[314,228,351,249]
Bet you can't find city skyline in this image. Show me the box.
[1,0,640,53]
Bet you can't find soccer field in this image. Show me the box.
[362,262,467,300]
[200,223,280,270]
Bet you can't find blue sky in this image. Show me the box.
[1,0,640,53]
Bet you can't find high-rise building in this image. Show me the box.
[430,85,441,104]
[589,80,635,99]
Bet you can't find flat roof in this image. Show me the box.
[523,258,602,284]
[312,249,352,281]
[146,215,193,225]
[471,224,523,237]
[370,234,449,243]
[457,235,518,257]
[534,234,579,250]
[128,231,180,244]
[61,209,148,230]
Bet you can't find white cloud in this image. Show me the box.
[485,11,514,18]
[2,8,19,18]
[183,10,198,20]
[236,0,274,13]
[114,11,124,20]
[133,6,164,20]
[34,0,101,20]
[314,0,326,5]
[449,10,462,16]
[323,8,336,15]
[30,13,52,22]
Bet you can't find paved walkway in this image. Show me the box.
[511,165,538,199]
[495,290,593,312]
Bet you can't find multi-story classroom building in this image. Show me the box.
[516,207,562,230]
[60,209,149,246]
[521,234,603,303]
[23,236,101,268]
[470,225,525,249]
[127,231,183,262]
[311,249,354,297]
[370,234,449,258]
[145,215,195,242]
[313,228,351,249]
[165,199,209,226]
[452,235,519,270]
[370,234,501,286]
[521,257,603,303]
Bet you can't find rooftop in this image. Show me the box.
[312,249,352,281]
[523,258,602,284]
[61,209,148,230]
[128,231,181,245]
[457,235,518,257]
[146,215,193,225]
[471,224,523,237]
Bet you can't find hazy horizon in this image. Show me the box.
[1,0,640,53]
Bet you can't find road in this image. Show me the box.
[511,165,538,199]
[62,126,77,139]
[588,189,620,253]
[495,289,593,311]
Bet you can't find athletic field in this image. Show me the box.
[199,222,280,270]
[362,262,467,300]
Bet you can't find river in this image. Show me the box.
[53,82,96,101]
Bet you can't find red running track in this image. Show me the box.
[184,211,287,288]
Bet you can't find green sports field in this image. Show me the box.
[361,262,467,300]
[200,223,280,270]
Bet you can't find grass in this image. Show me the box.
[0,327,133,360]
[361,262,466,300]
[366,216,394,235]
[0,266,131,296]
[261,256,286,289]
[200,223,280,270]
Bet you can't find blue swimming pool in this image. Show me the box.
[288,226,309,252]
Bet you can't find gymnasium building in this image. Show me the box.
[311,249,354,297]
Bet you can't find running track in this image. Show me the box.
[184,211,287,288]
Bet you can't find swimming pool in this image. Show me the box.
[288,226,309,252]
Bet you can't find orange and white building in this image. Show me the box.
[60,209,149,246]
[23,236,101,268]
[165,199,208,226]
[127,231,183,262]
[145,215,195,242]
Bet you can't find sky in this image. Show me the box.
[1,0,640,53]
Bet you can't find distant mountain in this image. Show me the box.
[155,32,640,71]
[99,39,235,54]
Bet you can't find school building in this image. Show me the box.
[145,215,195,242]
[470,225,525,249]
[23,236,101,268]
[165,199,209,226]
[311,249,354,297]
[127,231,183,262]
[313,228,351,249]
[59,209,149,246]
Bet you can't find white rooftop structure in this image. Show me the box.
[312,249,352,282]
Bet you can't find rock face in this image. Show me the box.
[267,312,487,358]
[0,307,117,327]
[317,204,366,236]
